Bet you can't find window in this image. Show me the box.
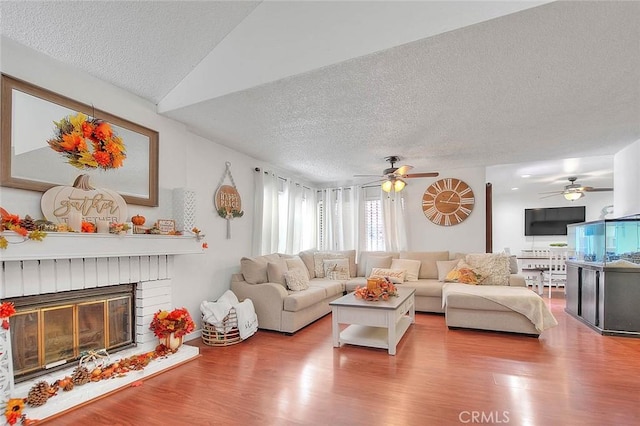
[365,198,385,251]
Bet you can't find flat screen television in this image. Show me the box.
[524,206,586,236]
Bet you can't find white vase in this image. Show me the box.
[160,332,183,351]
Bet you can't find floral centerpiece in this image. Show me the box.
[149,307,195,339]
[48,112,126,170]
[354,277,398,301]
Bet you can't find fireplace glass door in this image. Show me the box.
[9,286,134,381]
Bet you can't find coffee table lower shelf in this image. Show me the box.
[330,287,415,355]
[338,316,413,351]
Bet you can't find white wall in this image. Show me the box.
[0,37,258,330]
[491,187,613,255]
[614,139,640,217]
[403,166,486,255]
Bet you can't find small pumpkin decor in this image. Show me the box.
[214,162,244,239]
[131,214,146,226]
[41,175,128,230]
[131,213,147,234]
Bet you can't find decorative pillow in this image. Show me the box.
[284,268,310,291]
[400,251,449,279]
[240,253,281,284]
[357,251,400,276]
[298,249,317,278]
[390,258,421,282]
[313,252,345,278]
[436,259,460,282]
[508,255,518,274]
[465,253,510,286]
[369,268,406,284]
[285,256,308,275]
[267,260,288,286]
[323,258,350,280]
[365,256,393,277]
[445,261,483,285]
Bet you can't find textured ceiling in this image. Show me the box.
[0,0,261,103]
[1,1,638,192]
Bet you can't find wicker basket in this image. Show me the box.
[201,308,242,347]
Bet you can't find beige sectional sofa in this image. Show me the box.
[231,249,529,334]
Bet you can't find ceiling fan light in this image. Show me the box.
[381,179,393,192]
[564,191,584,201]
[394,179,406,192]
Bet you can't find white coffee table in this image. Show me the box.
[329,287,415,355]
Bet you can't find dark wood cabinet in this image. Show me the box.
[565,261,640,336]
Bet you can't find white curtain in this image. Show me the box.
[252,170,280,256]
[382,190,408,252]
[253,170,316,255]
[317,186,362,251]
[282,179,316,254]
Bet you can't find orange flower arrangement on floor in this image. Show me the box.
[0,301,16,330]
[48,112,126,170]
[354,278,398,301]
[149,307,195,338]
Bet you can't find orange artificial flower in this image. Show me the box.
[93,150,111,167]
[0,301,16,318]
[94,122,113,140]
[2,213,20,226]
[111,153,124,169]
[81,221,96,233]
[105,142,121,155]
[82,121,94,138]
[13,226,28,237]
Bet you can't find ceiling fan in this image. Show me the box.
[354,156,439,192]
[540,176,613,201]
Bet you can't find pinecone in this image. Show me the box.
[71,366,91,386]
[19,215,36,231]
[26,380,51,406]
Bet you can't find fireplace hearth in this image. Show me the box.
[0,233,203,421]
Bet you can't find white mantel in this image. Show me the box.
[0,232,203,262]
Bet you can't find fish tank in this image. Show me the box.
[567,214,640,265]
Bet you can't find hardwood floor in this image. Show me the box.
[50,289,640,425]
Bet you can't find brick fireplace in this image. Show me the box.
[0,232,202,420]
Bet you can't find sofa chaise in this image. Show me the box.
[231,249,544,334]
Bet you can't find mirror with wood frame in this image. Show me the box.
[1,74,159,206]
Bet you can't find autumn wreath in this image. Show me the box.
[48,112,126,170]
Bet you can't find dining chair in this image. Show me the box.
[519,250,549,295]
[543,249,572,298]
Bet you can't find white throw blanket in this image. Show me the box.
[233,299,258,340]
[442,283,558,332]
[200,290,258,339]
[200,290,239,327]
